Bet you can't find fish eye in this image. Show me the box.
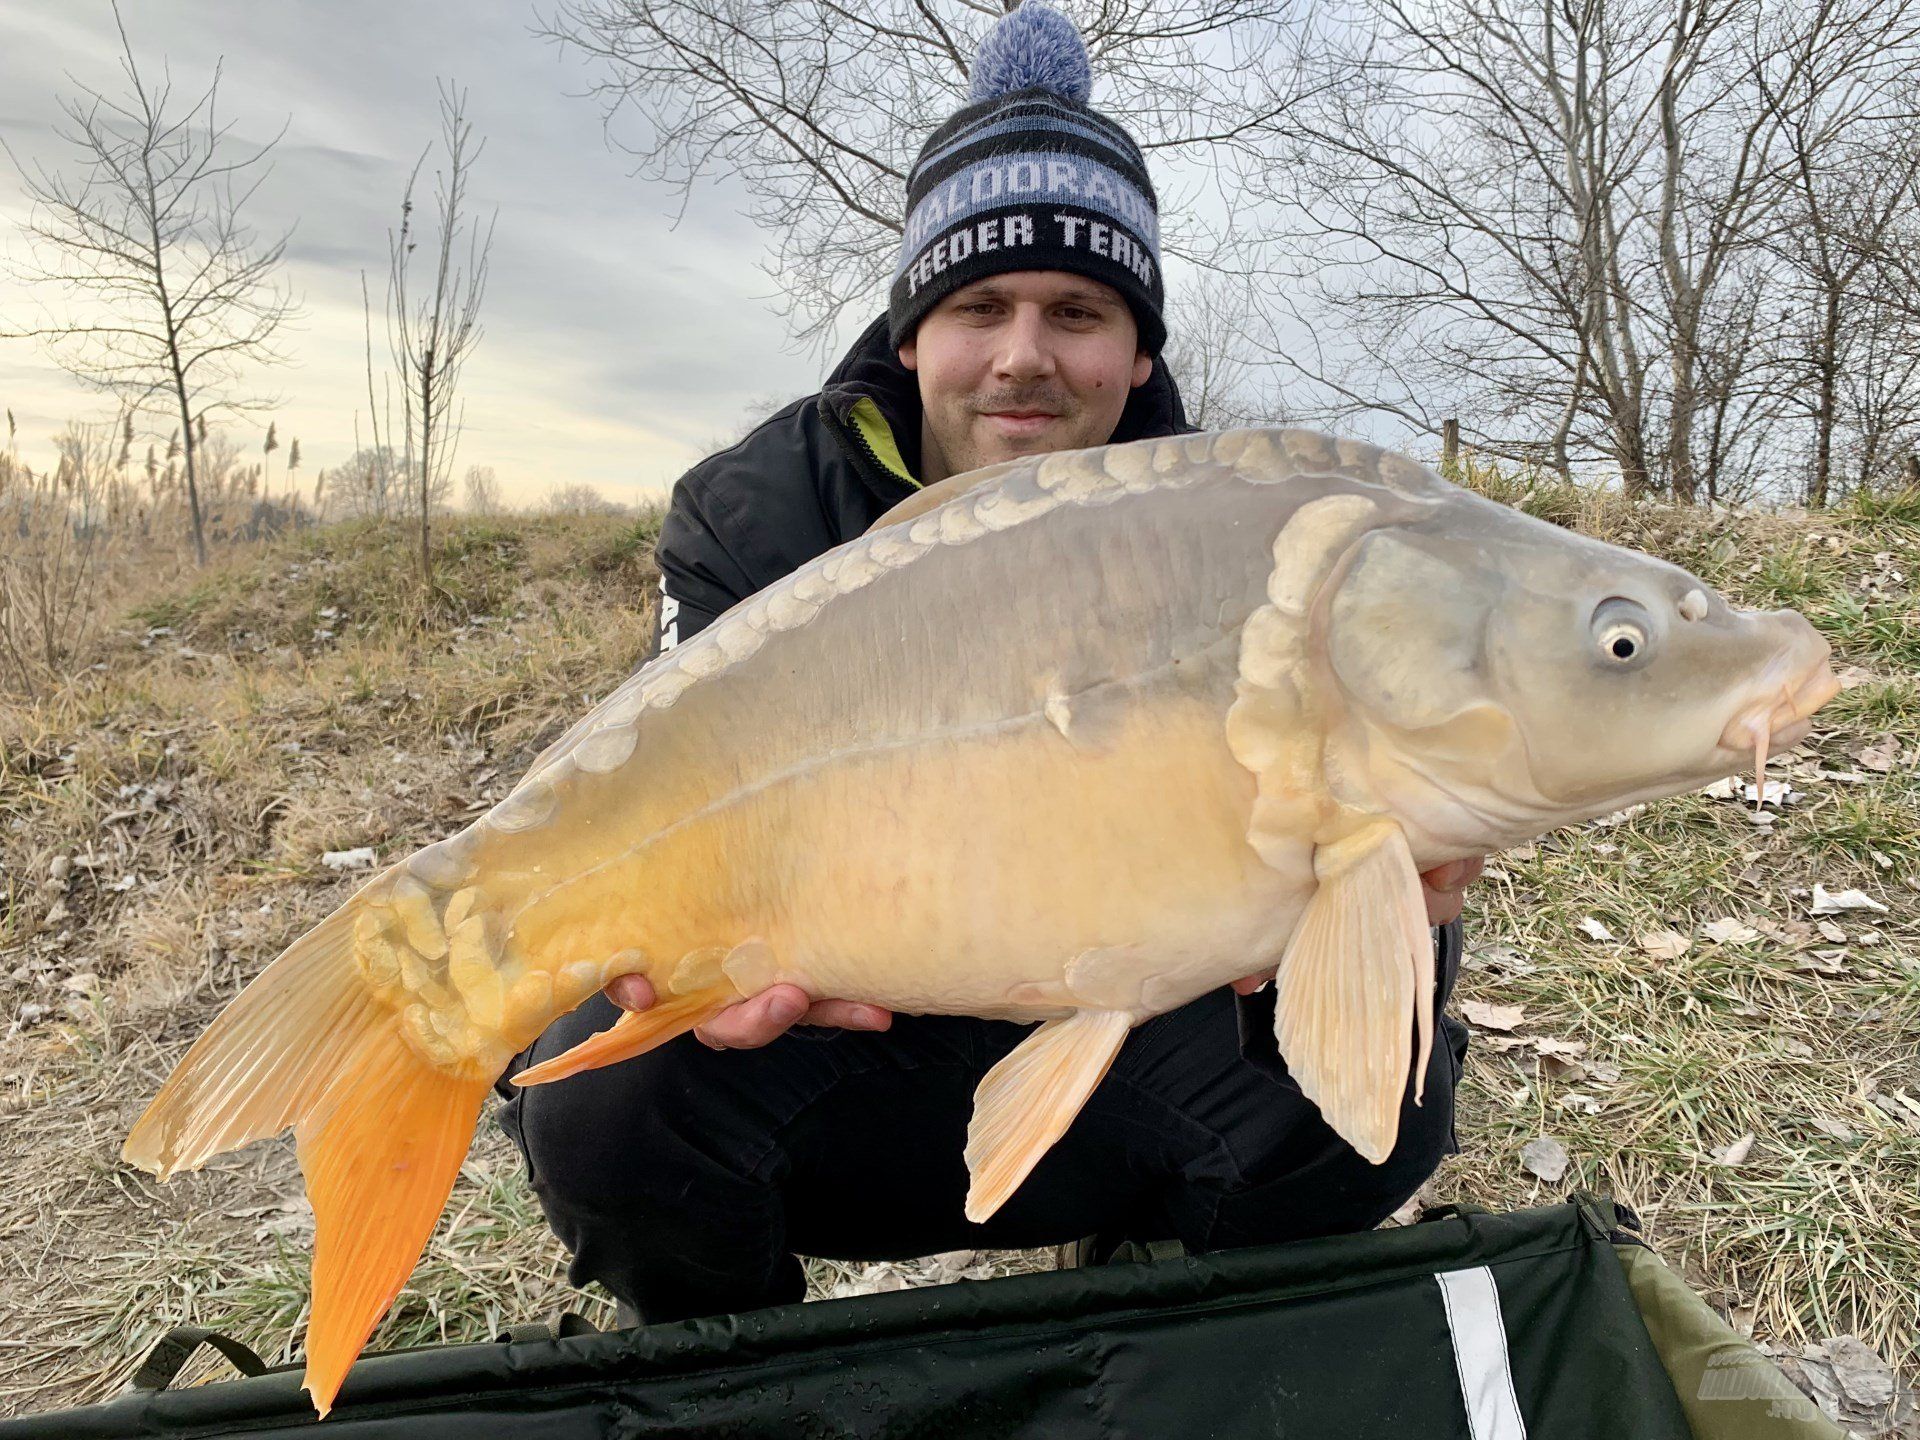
[1591,597,1655,667]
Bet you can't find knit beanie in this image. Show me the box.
[887,4,1167,358]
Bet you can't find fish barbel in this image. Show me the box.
[123,428,1839,1414]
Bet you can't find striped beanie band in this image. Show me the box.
[887,4,1167,358]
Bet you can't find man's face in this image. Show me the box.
[899,270,1153,483]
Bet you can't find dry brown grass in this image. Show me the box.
[0,487,1912,1425]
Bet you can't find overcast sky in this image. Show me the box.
[0,2,849,506]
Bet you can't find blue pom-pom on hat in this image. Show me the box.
[969,4,1093,105]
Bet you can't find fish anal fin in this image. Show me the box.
[510,985,733,1087]
[296,1025,490,1417]
[963,1009,1132,1224]
[1273,821,1434,1165]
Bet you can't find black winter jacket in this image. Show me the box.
[641,312,1463,1084]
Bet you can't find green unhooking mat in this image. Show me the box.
[0,1190,1841,1438]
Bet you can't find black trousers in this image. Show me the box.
[496,925,1469,1323]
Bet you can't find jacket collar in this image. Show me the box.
[818,312,1192,496]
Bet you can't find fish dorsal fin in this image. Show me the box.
[963,1008,1132,1222]
[863,458,1028,535]
[1272,820,1435,1164]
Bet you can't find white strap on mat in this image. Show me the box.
[1435,1266,1529,1440]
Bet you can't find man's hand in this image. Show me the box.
[1227,855,1487,996]
[603,975,892,1050]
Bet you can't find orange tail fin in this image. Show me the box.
[510,985,731,1087]
[123,905,491,1418]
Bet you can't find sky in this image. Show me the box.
[0,2,846,507]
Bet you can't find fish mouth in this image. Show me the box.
[1717,645,1842,801]
[1719,655,1842,753]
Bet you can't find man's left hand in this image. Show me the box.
[1228,854,1487,996]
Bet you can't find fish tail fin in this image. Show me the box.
[123,903,491,1418]
[509,984,733,1087]
[297,1032,486,1417]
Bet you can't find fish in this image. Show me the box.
[122,427,1840,1416]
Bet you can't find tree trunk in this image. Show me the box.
[1810,287,1840,508]
[419,351,434,584]
[174,386,207,566]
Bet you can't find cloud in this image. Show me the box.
[0,0,853,507]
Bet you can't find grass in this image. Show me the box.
[0,489,1914,1422]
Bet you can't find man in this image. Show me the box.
[499,3,1478,1326]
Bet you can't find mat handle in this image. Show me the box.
[132,1325,268,1391]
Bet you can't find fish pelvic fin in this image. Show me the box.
[121,900,495,1418]
[963,1009,1132,1224]
[1273,820,1434,1165]
[509,984,734,1087]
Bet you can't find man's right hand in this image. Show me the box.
[604,976,893,1050]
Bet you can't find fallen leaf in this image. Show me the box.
[1819,1336,1895,1409]
[1467,944,1536,975]
[1539,1054,1586,1082]
[1795,951,1848,974]
[322,846,378,871]
[1856,739,1898,773]
[1577,917,1615,942]
[1816,920,1847,944]
[1711,1133,1757,1166]
[1556,1093,1602,1115]
[1809,1115,1855,1142]
[1461,1000,1526,1032]
[1810,885,1889,915]
[1592,804,1647,828]
[1476,1033,1533,1052]
[1699,776,1740,800]
[1636,929,1692,960]
[1740,778,1800,807]
[1782,1038,1813,1058]
[1519,1135,1570,1182]
[1700,917,1759,946]
[1533,1036,1588,1058]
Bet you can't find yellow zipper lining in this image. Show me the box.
[849,397,919,489]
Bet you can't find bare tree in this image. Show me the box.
[542,480,628,516]
[320,445,407,521]
[463,463,501,514]
[543,0,1314,357]
[1160,267,1275,430]
[1760,58,1920,505]
[0,3,300,562]
[367,82,495,582]
[1232,0,1920,500]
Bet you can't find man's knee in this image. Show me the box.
[498,1004,844,1216]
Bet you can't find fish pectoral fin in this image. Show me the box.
[963,1009,1132,1224]
[1273,821,1435,1166]
[510,985,733,1087]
